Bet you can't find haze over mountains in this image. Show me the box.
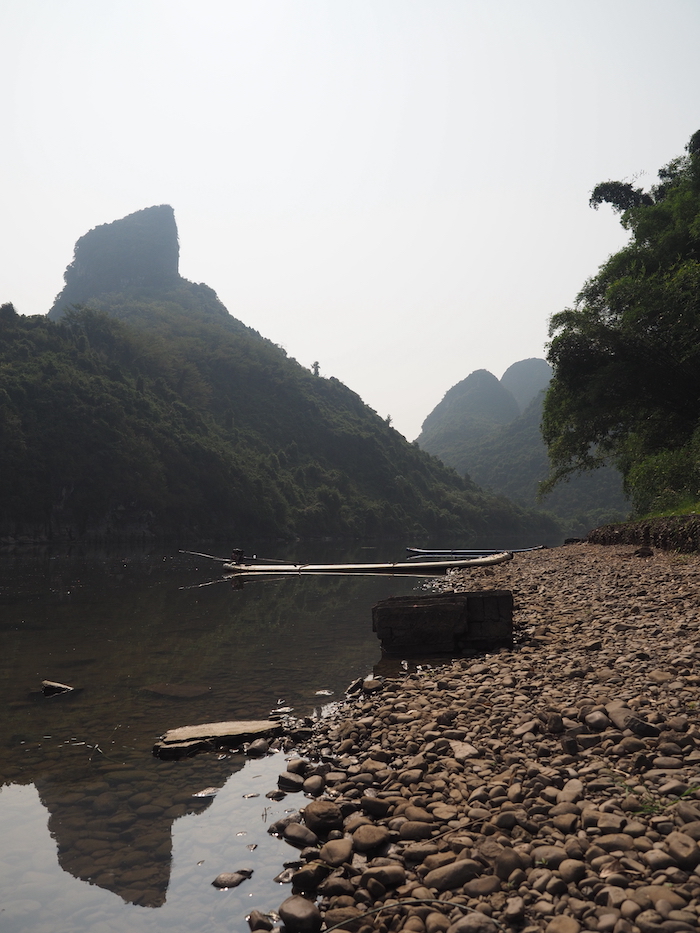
[416,360,628,535]
[2,206,562,544]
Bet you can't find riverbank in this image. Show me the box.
[587,515,700,553]
[250,542,700,933]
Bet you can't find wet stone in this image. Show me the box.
[278,895,323,933]
[212,869,253,888]
[278,772,305,792]
[284,823,319,849]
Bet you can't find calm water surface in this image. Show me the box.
[0,542,438,933]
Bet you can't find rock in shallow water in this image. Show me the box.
[278,895,322,933]
[211,869,252,888]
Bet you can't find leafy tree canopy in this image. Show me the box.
[543,130,700,514]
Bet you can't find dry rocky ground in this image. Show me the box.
[248,543,700,933]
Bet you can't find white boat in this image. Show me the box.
[221,551,513,576]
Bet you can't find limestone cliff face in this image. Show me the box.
[49,205,179,318]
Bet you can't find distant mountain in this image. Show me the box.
[500,358,552,412]
[49,205,180,317]
[1,208,560,543]
[416,360,628,535]
[416,369,520,471]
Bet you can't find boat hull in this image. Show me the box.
[222,551,513,576]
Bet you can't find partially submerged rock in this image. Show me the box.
[211,869,253,889]
[41,679,76,697]
[153,719,281,759]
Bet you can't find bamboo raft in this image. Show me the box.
[221,551,513,576]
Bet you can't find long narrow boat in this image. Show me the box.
[222,551,513,576]
[406,545,544,559]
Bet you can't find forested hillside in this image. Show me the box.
[416,360,628,534]
[1,208,559,543]
[544,130,700,516]
[416,369,520,470]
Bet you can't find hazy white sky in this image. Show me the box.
[2,1,699,440]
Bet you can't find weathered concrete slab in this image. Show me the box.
[153,719,282,759]
[372,590,513,656]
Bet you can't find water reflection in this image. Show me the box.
[0,544,423,920]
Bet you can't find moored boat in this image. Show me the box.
[222,551,513,576]
[405,544,544,560]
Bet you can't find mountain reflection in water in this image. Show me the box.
[0,543,425,924]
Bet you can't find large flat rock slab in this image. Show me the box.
[153,719,281,759]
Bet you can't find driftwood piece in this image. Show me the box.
[153,719,282,759]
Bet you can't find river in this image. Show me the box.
[0,540,462,933]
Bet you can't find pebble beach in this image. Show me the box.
[251,542,700,933]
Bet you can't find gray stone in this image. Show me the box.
[283,823,318,849]
[494,848,524,880]
[211,869,253,888]
[425,912,451,933]
[361,863,406,888]
[667,830,700,869]
[634,910,664,933]
[302,775,325,797]
[632,886,687,910]
[463,875,500,896]
[423,858,481,890]
[318,838,353,867]
[585,710,611,731]
[399,820,434,840]
[352,823,390,851]
[544,918,581,933]
[278,772,305,792]
[290,861,330,892]
[247,909,274,931]
[531,845,567,868]
[154,719,280,759]
[278,895,322,933]
[503,897,525,922]
[323,907,362,930]
[447,913,499,933]
[558,858,587,884]
[246,738,270,757]
[303,800,343,836]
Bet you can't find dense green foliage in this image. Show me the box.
[0,294,557,542]
[543,131,700,515]
[459,392,628,535]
